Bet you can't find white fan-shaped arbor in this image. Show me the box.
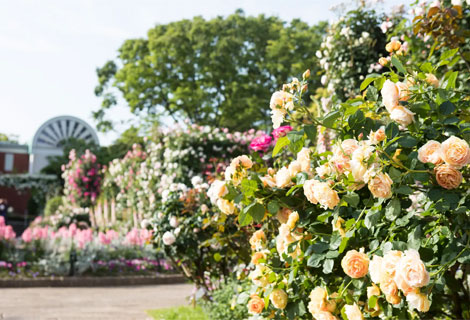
[30,116,99,174]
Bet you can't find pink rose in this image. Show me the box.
[249,134,272,152]
[272,125,293,140]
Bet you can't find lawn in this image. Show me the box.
[146,306,208,320]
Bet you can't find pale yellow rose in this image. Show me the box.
[313,311,338,320]
[275,166,292,188]
[248,294,265,314]
[297,148,311,172]
[276,208,292,224]
[313,181,340,210]
[368,172,393,199]
[381,79,400,112]
[270,91,293,111]
[383,250,403,277]
[288,160,302,177]
[251,251,267,265]
[369,255,384,284]
[303,179,319,205]
[308,287,336,315]
[425,73,439,88]
[435,164,462,189]
[390,106,415,127]
[394,249,430,289]
[406,291,431,312]
[367,283,381,298]
[250,230,266,250]
[217,199,236,215]
[418,141,443,165]
[270,289,288,309]
[441,136,470,168]
[344,303,364,320]
[341,250,369,278]
[286,211,299,229]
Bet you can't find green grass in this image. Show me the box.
[146,306,208,320]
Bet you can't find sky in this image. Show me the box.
[0,0,407,146]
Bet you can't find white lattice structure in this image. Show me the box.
[30,116,99,174]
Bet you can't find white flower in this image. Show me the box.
[169,216,179,228]
[162,231,176,245]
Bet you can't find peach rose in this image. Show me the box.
[383,250,403,277]
[425,73,439,88]
[368,172,393,199]
[303,179,319,205]
[435,164,462,189]
[369,255,384,284]
[249,265,269,287]
[248,294,265,314]
[308,287,336,315]
[441,136,470,168]
[367,283,381,298]
[418,141,443,165]
[396,81,411,101]
[297,148,311,172]
[286,211,299,229]
[368,128,386,145]
[394,249,430,289]
[250,230,266,250]
[288,160,302,177]
[331,151,351,174]
[385,40,401,52]
[275,167,292,188]
[390,106,415,127]
[251,251,267,265]
[313,181,340,210]
[344,303,364,320]
[217,199,235,215]
[341,250,369,278]
[313,311,338,320]
[332,217,346,237]
[381,79,400,112]
[379,273,399,297]
[276,208,292,224]
[270,288,288,309]
[342,139,359,155]
[386,294,402,305]
[406,291,431,312]
[260,174,277,188]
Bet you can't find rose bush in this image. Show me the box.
[214,31,470,319]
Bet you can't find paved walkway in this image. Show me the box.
[0,284,194,320]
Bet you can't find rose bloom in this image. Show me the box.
[425,73,439,88]
[270,91,293,111]
[441,136,470,168]
[250,230,266,250]
[275,166,292,188]
[368,128,386,145]
[394,249,430,289]
[217,199,236,215]
[272,125,293,140]
[316,163,332,178]
[297,148,311,172]
[251,251,267,265]
[406,291,431,312]
[308,287,336,315]
[249,265,269,287]
[286,211,299,229]
[369,255,384,284]
[342,139,359,155]
[385,40,401,52]
[270,288,288,309]
[341,250,369,278]
[386,294,402,305]
[249,134,272,152]
[367,284,381,298]
[313,181,340,210]
[383,250,403,277]
[332,217,345,237]
[368,172,393,199]
[313,311,338,320]
[390,106,415,127]
[418,141,443,165]
[396,81,411,101]
[247,294,265,314]
[288,160,302,177]
[303,179,319,204]
[162,231,176,245]
[260,174,277,188]
[331,150,351,174]
[271,108,287,129]
[276,208,292,224]
[344,303,364,320]
[379,273,399,297]
[435,164,462,190]
[381,79,400,112]
[231,155,253,169]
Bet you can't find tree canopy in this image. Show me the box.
[94,10,327,131]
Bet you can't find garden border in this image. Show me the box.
[0,274,186,288]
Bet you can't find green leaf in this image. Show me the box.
[360,76,378,91]
[238,208,253,227]
[439,101,456,116]
[385,122,399,139]
[385,199,401,221]
[330,233,342,250]
[323,111,341,128]
[445,71,458,89]
[304,124,316,141]
[391,55,406,74]
[248,202,265,223]
[272,136,289,156]
[213,252,222,262]
[420,62,433,73]
[267,201,280,214]
[307,254,323,268]
[398,135,418,148]
[343,192,360,207]
[407,225,421,250]
[296,172,308,185]
[395,185,413,195]
[338,236,349,254]
[240,179,257,198]
[441,48,459,61]
[368,295,378,309]
[365,210,381,229]
[323,259,334,274]
[287,131,305,154]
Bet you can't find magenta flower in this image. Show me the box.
[272,125,293,140]
[249,134,272,152]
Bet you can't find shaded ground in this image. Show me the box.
[0,283,194,320]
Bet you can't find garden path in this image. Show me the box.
[0,283,193,319]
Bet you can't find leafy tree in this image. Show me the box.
[94,10,327,132]
[0,133,19,143]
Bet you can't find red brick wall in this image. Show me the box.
[0,152,29,174]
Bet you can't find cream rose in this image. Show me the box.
[381,79,400,112]
[367,284,381,298]
[250,230,266,250]
[390,106,415,127]
[441,136,470,168]
[344,303,364,320]
[231,155,253,169]
[249,265,269,287]
[251,251,267,265]
[303,179,319,205]
[288,160,302,177]
[341,250,369,278]
[368,128,386,145]
[313,311,338,320]
[297,148,311,172]
[394,249,430,289]
[248,294,265,314]
[276,208,292,224]
[425,73,439,88]
[286,211,299,229]
[217,199,235,215]
[379,273,399,297]
[397,81,411,101]
[418,141,443,165]
[369,255,384,284]
[406,291,431,312]
[313,181,340,210]
[383,250,403,277]
[342,139,359,155]
[270,288,288,309]
[435,164,462,189]
[308,287,336,315]
[368,172,393,199]
[275,166,292,188]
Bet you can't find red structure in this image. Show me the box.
[0,142,30,214]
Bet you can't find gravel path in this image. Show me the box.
[0,283,194,320]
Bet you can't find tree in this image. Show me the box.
[0,133,19,143]
[94,10,327,132]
